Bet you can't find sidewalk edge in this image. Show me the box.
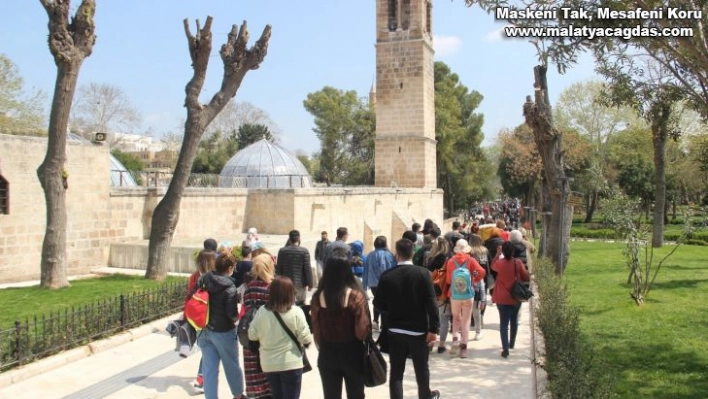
[0,312,181,389]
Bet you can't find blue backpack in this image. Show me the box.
[451,259,473,300]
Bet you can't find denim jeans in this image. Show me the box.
[266,368,303,399]
[438,302,451,343]
[497,303,522,351]
[197,328,244,399]
[388,332,432,399]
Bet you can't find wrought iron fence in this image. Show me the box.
[0,280,187,372]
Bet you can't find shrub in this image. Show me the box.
[534,259,614,398]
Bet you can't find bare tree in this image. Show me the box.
[208,100,281,140]
[145,17,271,280]
[37,0,97,288]
[71,82,142,137]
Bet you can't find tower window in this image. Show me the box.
[388,0,398,31]
[426,1,432,34]
[0,174,8,215]
[401,0,411,30]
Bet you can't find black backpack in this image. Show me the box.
[237,305,261,347]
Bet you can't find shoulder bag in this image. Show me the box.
[364,332,387,387]
[273,311,312,373]
[510,259,534,302]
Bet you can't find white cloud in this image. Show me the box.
[484,26,509,42]
[433,35,462,56]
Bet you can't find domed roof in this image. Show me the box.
[219,139,312,189]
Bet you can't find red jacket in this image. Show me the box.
[187,271,201,294]
[491,257,529,305]
[444,253,485,299]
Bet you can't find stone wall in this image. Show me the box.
[0,134,113,282]
[0,134,444,282]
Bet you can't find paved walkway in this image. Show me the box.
[0,294,536,399]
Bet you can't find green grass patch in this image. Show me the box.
[0,274,187,329]
[564,242,708,398]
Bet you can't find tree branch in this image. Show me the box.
[40,0,96,64]
[183,17,214,112]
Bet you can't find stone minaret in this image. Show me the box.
[374,0,436,189]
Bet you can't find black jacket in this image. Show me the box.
[512,242,528,268]
[374,263,440,335]
[276,244,313,288]
[202,273,238,332]
[484,237,505,260]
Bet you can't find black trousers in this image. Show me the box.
[318,340,365,399]
[388,331,432,399]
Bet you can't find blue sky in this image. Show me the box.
[3,0,598,155]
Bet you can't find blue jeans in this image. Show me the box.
[197,329,244,399]
[497,303,522,351]
[266,368,303,399]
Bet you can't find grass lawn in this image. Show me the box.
[565,241,708,399]
[0,274,187,329]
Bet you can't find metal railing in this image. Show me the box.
[111,170,312,189]
[0,280,187,372]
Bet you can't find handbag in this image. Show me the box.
[363,333,387,387]
[510,259,534,302]
[273,311,312,373]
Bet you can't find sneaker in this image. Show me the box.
[501,349,509,358]
[460,347,468,358]
[449,344,460,356]
[437,346,447,354]
[193,375,204,394]
[473,332,483,341]
[372,321,380,331]
[430,389,441,399]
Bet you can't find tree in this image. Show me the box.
[191,130,238,174]
[554,81,640,222]
[37,0,97,289]
[208,100,281,139]
[237,123,273,150]
[435,62,489,214]
[110,148,144,172]
[303,87,375,185]
[0,54,46,135]
[70,82,142,139]
[145,18,271,280]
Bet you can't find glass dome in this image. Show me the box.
[68,133,138,187]
[219,139,312,189]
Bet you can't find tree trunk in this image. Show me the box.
[650,104,670,248]
[145,18,271,280]
[522,65,572,274]
[37,0,97,289]
[584,190,598,223]
[446,173,454,217]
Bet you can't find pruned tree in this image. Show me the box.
[145,17,271,280]
[37,0,97,289]
[70,82,142,139]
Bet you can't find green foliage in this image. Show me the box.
[110,149,144,172]
[237,123,273,150]
[191,130,238,174]
[566,241,708,397]
[303,86,374,185]
[534,258,614,399]
[434,62,490,211]
[0,54,45,134]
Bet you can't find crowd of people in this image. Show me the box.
[181,217,533,399]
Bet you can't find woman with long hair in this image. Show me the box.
[242,259,274,398]
[187,249,216,394]
[491,241,530,358]
[427,236,452,354]
[468,234,489,340]
[249,276,313,399]
[310,256,370,399]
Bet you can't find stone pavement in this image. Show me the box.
[0,293,538,399]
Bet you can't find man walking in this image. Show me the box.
[275,230,313,305]
[314,230,329,283]
[374,238,441,399]
[321,226,352,267]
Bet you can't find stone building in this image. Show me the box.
[0,0,443,282]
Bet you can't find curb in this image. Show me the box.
[0,312,181,389]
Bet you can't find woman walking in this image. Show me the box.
[196,252,247,399]
[242,260,274,398]
[491,241,530,358]
[310,256,371,399]
[249,276,313,399]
